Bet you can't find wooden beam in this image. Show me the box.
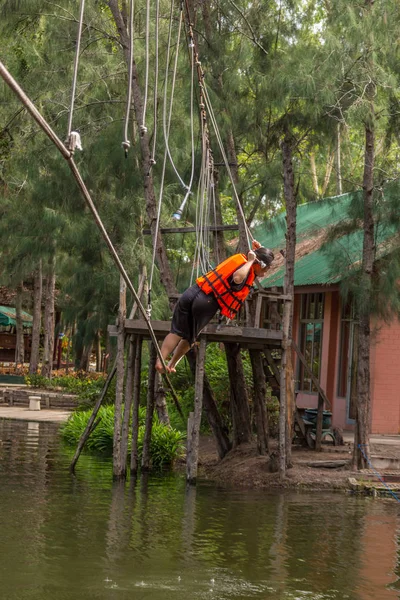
[108,320,283,346]
[142,224,239,235]
[292,340,331,409]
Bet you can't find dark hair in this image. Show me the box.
[254,247,274,267]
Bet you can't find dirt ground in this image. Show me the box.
[195,435,400,491]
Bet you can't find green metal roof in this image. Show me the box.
[253,191,397,288]
[0,306,33,328]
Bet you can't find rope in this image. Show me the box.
[172,26,196,220]
[0,60,184,420]
[163,1,186,189]
[148,0,183,313]
[150,0,160,166]
[66,0,85,152]
[141,0,151,136]
[122,0,134,157]
[202,82,253,249]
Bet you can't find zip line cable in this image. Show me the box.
[66,0,85,153]
[0,60,183,420]
[122,0,134,157]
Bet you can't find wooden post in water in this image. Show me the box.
[187,337,206,484]
[119,334,137,478]
[130,336,143,474]
[113,276,126,480]
[141,342,157,471]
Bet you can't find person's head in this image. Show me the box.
[253,247,274,277]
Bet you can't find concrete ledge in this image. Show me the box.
[0,387,78,409]
[0,406,71,423]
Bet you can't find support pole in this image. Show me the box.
[186,338,206,484]
[130,337,143,474]
[113,276,126,479]
[119,334,137,478]
[141,342,157,470]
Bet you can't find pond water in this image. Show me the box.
[0,419,399,600]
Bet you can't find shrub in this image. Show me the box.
[61,405,185,469]
[25,372,111,408]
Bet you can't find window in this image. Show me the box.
[337,300,354,398]
[298,293,324,392]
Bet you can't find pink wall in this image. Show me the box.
[293,288,400,434]
[370,318,400,434]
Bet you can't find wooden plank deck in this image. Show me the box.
[108,320,282,347]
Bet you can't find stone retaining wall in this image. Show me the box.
[0,387,78,409]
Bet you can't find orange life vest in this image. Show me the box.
[196,254,255,319]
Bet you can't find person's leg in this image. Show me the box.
[155,333,182,373]
[167,339,192,372]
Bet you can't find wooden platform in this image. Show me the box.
[108,320,282,348]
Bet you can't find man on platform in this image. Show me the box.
[155,240,274,373]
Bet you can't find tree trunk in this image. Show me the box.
[354,123,375,469]
[79,341,93,372]
[249,349,269,455]
[186,347,231,459]
[335,123,342,195]
[29,261,42,374]
[309,152,319,196]
[280,130,297,475]
[224,343,252,447]
[113,277,126,480]
[15,282,25,372]
[96,332,102,372]
[108,0,177,304]
[321,151,334,197]
[41,256,56,379]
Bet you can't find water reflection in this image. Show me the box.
[0,419,398,600]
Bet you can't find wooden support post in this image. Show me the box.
[130,336,142,474]
[186,337,206,484]
[113,276,126,480]
[119,335,137,478]
[249,348,269,455]
[315,393,324,452]
[141,342,157,471]
[254,294,263,328]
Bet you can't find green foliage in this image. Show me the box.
[24,372,113,407]
[61,405,185,469]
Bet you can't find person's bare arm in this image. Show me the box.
[232,251,256,284]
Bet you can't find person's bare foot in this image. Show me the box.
[155,360,165,373]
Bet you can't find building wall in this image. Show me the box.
[370,317,400,434]
[293,287,400,434]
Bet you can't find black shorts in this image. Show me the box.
[170,284,219,345]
